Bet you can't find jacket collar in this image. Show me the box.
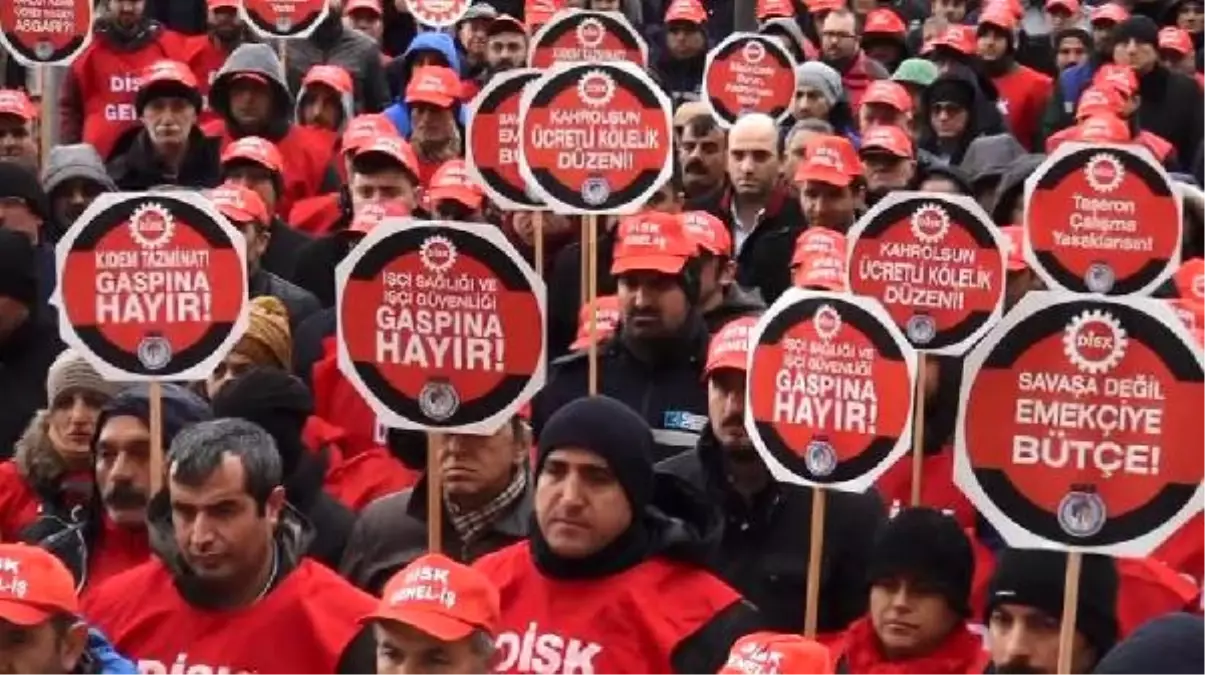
[405,468,532,538]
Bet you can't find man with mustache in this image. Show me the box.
[186,0,255,129]
[21,383,211,599]
[678,112,728,202]
[658,317,883,634]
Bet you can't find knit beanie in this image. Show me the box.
[867,507,975,615]
[795,62,844,107]
[1113,15,1160,46]
[99,383,212,451]
[986,549,1120,656]
[0,161,49,222]
[928,77,975,110]
[0,228,39,309]
[1093,613,1204,674]
[209,367,313,475]
[234,296,292,369]
[536,396,655,513]
[45,349,121,406]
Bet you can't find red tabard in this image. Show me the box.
[82,557,375,674]
[69,30,190,160]
[311,336,383,459]
[474,542,742,674]
[992,65,1052,150]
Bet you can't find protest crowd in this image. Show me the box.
[0,0,1202,672]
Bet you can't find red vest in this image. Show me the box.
[83,558,374,674]
[311,336,384,459]
[992,65,1052,151]
[474,542,742,674]
[70,29,190,159]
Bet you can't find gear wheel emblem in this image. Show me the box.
[128,202,175,250]
[419,235,457,274]
[1083,153,1125,194]
[813,304,842,342]
[1063,309,1128,375]
[577,70,616,109]
[910,203,950,245]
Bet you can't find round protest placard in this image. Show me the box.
[846,191,1006,354]
[240,0,329,39]
[746,288,917,492]
[54,192,249,381]
[407,0,471,28]
[701,33,796,127]
[954,292,1204,557]
[527,9,648,70]
[336,220,547,434]
[1024,141,1181,296]
[0,0,92,67]
[518,61,673,215]
[466,68,543,211]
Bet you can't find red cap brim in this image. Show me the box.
[429,188,483,210]
[611,255,689,275]
[0,600,56,627]
[795,167,853,187]
[362,608,476,642]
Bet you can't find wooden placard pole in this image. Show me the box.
[803,487,827,637]
[586,214,599,395]
[910,352,928,506]
[533,211,545,278]
[1056,551,1083,675]
[426,433,444,553]
[148,380,164,496]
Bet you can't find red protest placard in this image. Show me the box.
[408,0,471,28]
[702,33,796,127]
[466,68,543,211]
[518,61,672,214]
[746,288,917,492]
[54,192,249,381]
[955,292,1204,556]
[527,9,648,70]
[846,191,1006,354]
[1024,141,1181,295]
[336,221,547,434]
[0,0,92,67]
[240,0,329,39]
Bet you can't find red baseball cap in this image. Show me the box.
[863,8,906,36]
[141,59,199,91]
[756,0,795,19]
[1074,113,1132,143]
[1093,63,1138,98]
[611,212,696,275]
[220,136,284,174]
[1169,298,1205,347]
[1158,26,1194,56]
[680,211,733,257]
[362,554,500,641]
[719,632,836,675]
[1075,86,1125,120]
[0,544,80,626]
[231,72,270,88]
[489,14,528,36]
[569,296,621,351]
[341,114,399,157]
[665,0,708,23]
[356,135,421,182]
[794,134,861,188]
[302,64,353,95]
[348,200,412,235]
[525,0,563,28]
[999,225,1028,271]
[208,0,239,9]
[0,89,36,121]
[940,24,980,55]
[406,66,461,108]
[208,183,270,227]
[1045,0,1080,13]
[807,0,845,14]
[427,159,485,210]
[704,316,758,377]
[1090,2,1130,25]
[1175,257,1205,303]
[860,124,914,159]
[791,226,847,291]
[345,0,384,15]
[979,4,1019,31]
[862,80,913,114]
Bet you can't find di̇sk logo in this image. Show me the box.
[1063,309,1128,376]
[576,17,605,47]
[1084,153,1125,193]
[910,203,950,245]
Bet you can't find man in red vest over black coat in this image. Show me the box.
[82,418,377,673]
[474,395,763,674]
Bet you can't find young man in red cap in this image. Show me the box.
[364,553,501,674]
[297,64,356,133]
[344,0,386,47]
[0,89,38,166]
[1158,26,1202,84]
[678,210,765,332]
[0,543,136,674]
[426,159,486,221]
[976,6,1052,149]
[655,0,709,107]
[858,124,916,206]
[861,9,908,73]
[280,0,390,113]
[794,133,865,232]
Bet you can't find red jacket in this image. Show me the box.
[64,27,190,159]
[475,541,744,674]
[0,461,38,542]
[875,449,976,530]
[992,65,1052,150]
[311,336,387,460]
[836,616,990,674]
[289,193,344,236]
[302,416,418,511]
[83,557,374,673]
[201,118,337,218]
[1154,512,1204,585]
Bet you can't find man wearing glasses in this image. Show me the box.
[819,7,890,109]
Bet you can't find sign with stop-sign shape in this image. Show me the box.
[846,191,1006,355]
[240,0,329,39]
[527,9,648,69]
[955,292,1204,557]
[0,0,92,67]
[702,33,796,127]
[745,288,918,492]
[1023,141,1181,296]
[518,61,673,214]
[466,69,544,211]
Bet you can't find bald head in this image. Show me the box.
[727,113,781,201]
[730,112,778,142]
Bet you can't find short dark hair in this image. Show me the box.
[168,418,282,508]
[683,112,721,139]
[352,152,417,184]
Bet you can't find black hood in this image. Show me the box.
[990,153,1048,225]
[918,63,1007,164]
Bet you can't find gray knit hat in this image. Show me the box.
[795,62,844,106]
[46,349,120,406]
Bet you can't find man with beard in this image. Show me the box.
[483,15,528,78]
[820,8,889,109]
[986,550,1119,674]
[186,0,254,128]
[1053,28,1092,71]
[795,133,864,232]
[283,0,390,113]
[679,113,728,202]
[22,384,211,598]
[404,66,465,184]
[976,7,1053,150]
[655,0,709,107]
[533,212,713,462]
[858,125,915,207]
[108,60,222,190]
[658,318,883,634]
[295,65,355,133]
[679,211,765,332]
[343,0,386,47]
[41,145,116,246]
[0,90,38,166]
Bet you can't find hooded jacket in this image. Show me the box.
[294,75,356,133]
[59,17,191,160]
[283,16,390,114]
[80,629,139,675]
[204,43,339,218]
[41,144,118,244]
[382,33,469,138]
[0,410,86,541]
[658,429,884,636]
[474,471,763,674]
[918,65,1008,166]
[989,153,1047,225]
[106,127,222,192]
[958,133,1027,191]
